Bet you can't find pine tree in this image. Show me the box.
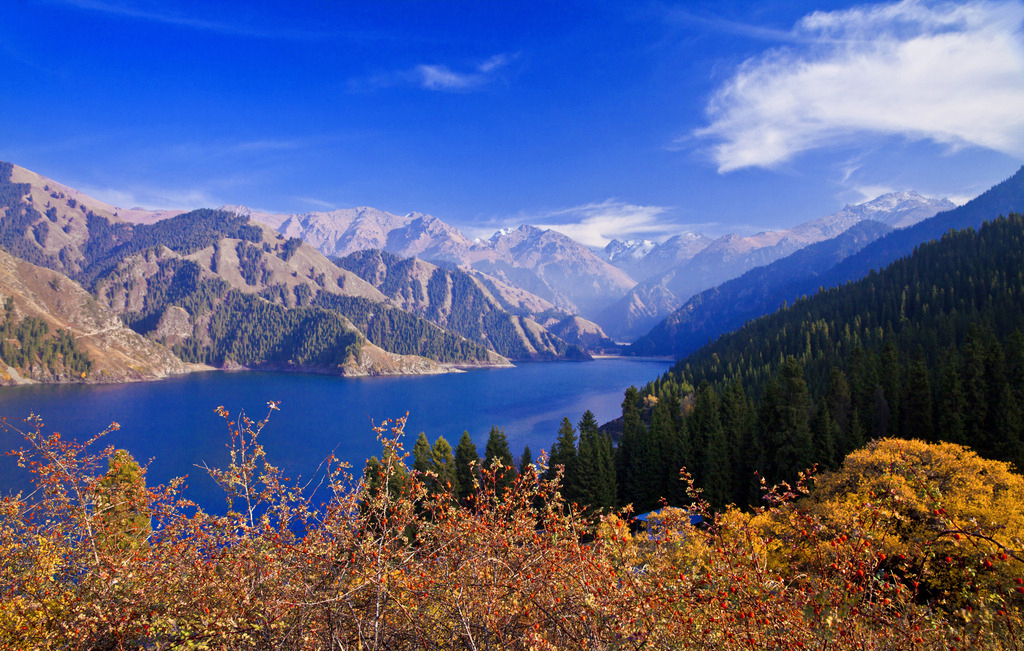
[519,445,534,478]
[594,430,617,510]
[690,382,730,510]
[548,417,579,503]
[880,340,902,438]
[756,357,813,487]
[576,410,616,513]
[412,432,433,475]
[430,435,458,496]
[719,380,753,506]
[616,386,645,507]
[938,348,967,445]
[901,357,934,441]
[810,396,839,469]
[825,369,854,456]
[962,331,990,453]
[655,394,686,507]
[870,385,890,440]
[484,426,516,496]
[454,431,479,504]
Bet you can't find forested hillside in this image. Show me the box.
[629,220,892,357]
[815,165,1024,290]
[0,163,502,375]
[592,215,1024,513]
[0,297,91,378]
[336,249,591,360]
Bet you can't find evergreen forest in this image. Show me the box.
[0,297,91,378]
[337,249,585,360]
[611,214,1024,512]
[429,214,1024,517]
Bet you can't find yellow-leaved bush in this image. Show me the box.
[2,409,1024,650]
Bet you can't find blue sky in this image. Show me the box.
[1,0,1022,246]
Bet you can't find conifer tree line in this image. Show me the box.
[0,297,92,377]
[616,214,1024,512]
[384,215,1024,516]
[336,249,587,361]
[370,411,617,513]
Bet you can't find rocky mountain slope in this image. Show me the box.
[335,249,614,359]
[468,225,636,319]
[0,247,192,384]
[628,220,893,357]
[601,233,713,282]
[0,163,505,378]
[811,167,1024,293]
[240,206,636,323]
[597,191,954,340]
[629,169,1024,359]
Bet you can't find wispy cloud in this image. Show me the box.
[77,183,218,211]
[298,197,336,210]
[695,0,1024,172]
[480,200,681,248]
[661,8,802,44]
[352,54,515,93]
[417,54,515,90]
[53,0,327,40]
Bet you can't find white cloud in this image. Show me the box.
[78,183,217,211]
[695,0,1024,172]
[416,54,513,91]
[298,197,336,210]
[353,54,514,93]
[487,200,679,248]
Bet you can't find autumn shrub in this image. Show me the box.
[2,411,1024,650]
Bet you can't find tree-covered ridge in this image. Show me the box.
[104,253,493,368]
[100,258,363,369]
[627,167,1024,359]
[815,165,1024,293]
[173,290,362,368]
[0,165,504,371]
[629,220,893,357]
[0,162,265,287]
[313,293,492,364]
[603,215,1024,513]
[662,214,1024,400]
[117,258,228,329]
[337,249,587,360]
[80,209,262,287]
[0,297,91,378]
[0,162,64,272]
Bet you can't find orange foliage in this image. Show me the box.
[2,413,1024,649]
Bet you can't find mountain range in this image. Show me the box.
[0,159,998,384]
[595,191,955,339]
[629,167,1024,357]
[222,191,952,342]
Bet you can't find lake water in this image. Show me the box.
[0,358,670,509]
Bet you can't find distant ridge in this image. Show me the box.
[628,166,1024,358]
[598,191,953,339]
[817,167,1024,290]
[630,220,893,357]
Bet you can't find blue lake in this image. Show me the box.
[0,358,670,509]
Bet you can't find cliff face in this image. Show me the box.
[0,248,194,385]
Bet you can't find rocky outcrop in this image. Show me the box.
[0,249,194,384]
[154,306,192,345]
